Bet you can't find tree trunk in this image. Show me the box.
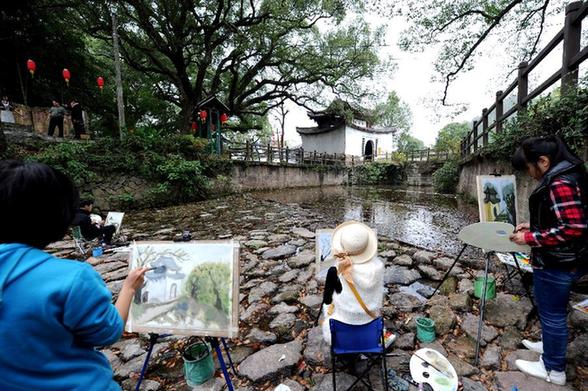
[180,98,194,134]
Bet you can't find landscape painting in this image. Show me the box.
[315,229,334,279]
[126,241,240,337]
[105,212,125,235]
[476,175,518,226]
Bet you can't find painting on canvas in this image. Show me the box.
[105,212,125,235]
[127,241,240,337]
[315,229,334,279]
[476,175,518,226]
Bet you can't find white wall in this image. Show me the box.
[344,126,394,157]
[299,127,346,154]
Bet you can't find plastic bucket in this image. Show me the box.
[415,317,436,343]
[474,276,496,300]
[183,342,215,386]
[92,247,103,257]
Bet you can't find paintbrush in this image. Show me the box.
[146,265,166,273]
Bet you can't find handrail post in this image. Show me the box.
[426,148,430,162]
[562,2,583,93]
[517,61,529,112]
[495,90,504,133]
[472,121,478,153]
[482,108,489,148]
[286,147,289,164]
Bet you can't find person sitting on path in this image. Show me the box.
[71,199,117,245]
[47,100,66,138]
[321,220,385,344]
[0,160,148,390]
[509,135,588,386]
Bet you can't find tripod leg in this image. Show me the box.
[432,244,468,296]
[210,337,234,391]
[135,333,159,391]
[221,337,237,375]
[474,252,491,366]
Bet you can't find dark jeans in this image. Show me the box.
[533,267,587,371]
[86,225,116,244]
[48,116,64,137]
[72,120,85,139]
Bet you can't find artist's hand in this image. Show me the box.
[515,222,530,232]
[122,267,148,292]
[509,232,527,245]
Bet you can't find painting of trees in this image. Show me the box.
[184,262,231,315]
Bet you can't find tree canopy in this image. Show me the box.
[396,131,425,152]
[371,91,412,132]
[434,122,470,154]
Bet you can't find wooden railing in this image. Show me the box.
[461,1,588,159]
[406,148,453,163]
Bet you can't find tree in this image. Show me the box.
[434,122,469,154]
[396,131,425,152]
[369,0,564,105]
[184,262,231,313]
[371,91,412,132]
[71,0,386,132]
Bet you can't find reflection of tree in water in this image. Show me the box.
[502,183,516,225]
[184,262,231,314]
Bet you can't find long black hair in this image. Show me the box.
[511,135,585,172]
[0,160,79,248]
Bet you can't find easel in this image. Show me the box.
[135,334,237,391]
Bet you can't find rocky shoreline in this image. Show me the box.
[47,194,588,390]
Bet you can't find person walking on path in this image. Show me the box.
[47,100,66,137]
[509,135,588,386]
[69,100,84,139]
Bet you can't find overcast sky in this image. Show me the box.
[272,7,571,148]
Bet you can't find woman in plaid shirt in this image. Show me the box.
[509,135,588,386]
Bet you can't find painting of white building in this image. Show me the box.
[138,255,185,304]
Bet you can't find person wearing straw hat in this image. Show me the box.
[321,221,385,344]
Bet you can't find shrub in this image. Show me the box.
[432,159,460,194]
[352,161,404,185]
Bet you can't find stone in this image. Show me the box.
[94,261,128,275]
[120,342,145,362]
[289,238,307,247]
[267,234,292,244]
[437,276,458,295]
[248,281,278,302]
[262,244,297,260]
[419,341,447,356]
[215,346,252,369]
[269,302,299,315]
[569,305,588,331]
[448,293,471,312]
[433,257,455,269]
[189,377,225,390]
[395,332,415,350]
[281,379,305,391]
[121,379,161,391]
[273,288,301,304]
[481,344,501,370]
[114,352,147,379]
[446,335,476,360]
[504,349,541,370]
[428,305,456,336]
[238,340,303,382]
[384,266,421,285]
[427,295,450,307]
[461,313,498,346]
[303,326,331,366]
[296,270,313,284]
[287,250,315,268]
[499,328,523,350]
[268,263,289,276]
[291,227,315,238]
[568,334,588,366]
[458,279,474,295]
[100,349,122,372]
[299,294,323,309]
[379,250,397,260]
[461,378,486,391]
[310,372,357,391]
[240,302,270,323]
[279,269,299,283]
[392,254,413,266]
[246,328,277,344]
[485,293,533,330]
[494,371,576,391]
[244,239,268,249]
[447,353,479,377]
[269,313,297,337]
[102,268,128,282]
[388,292,425,312]
[413,250,435,264]
[385,349,412,373]
[418,265,443,281]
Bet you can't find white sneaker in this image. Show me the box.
[515,357,566,386]
[522,339,544,354]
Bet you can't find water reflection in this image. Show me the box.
[254,186,478,256]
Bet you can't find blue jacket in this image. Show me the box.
[0,243,123,390]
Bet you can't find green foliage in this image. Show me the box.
[435,122,469,154]
[184,263,231,314]
[485,86,588,161]
[432,159,460,194]
[156,155,209,201]
[396,131,426,152]
[371,91,412,132]
[353,161,404,185]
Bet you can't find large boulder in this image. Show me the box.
[413,250,435,264]
[384,266,421,285]
[428,305,456,336]
[303,326,331,366]
[238,340,303,382]
[485,293,533,330]
[461,313,498,346]
[262,244,297,260]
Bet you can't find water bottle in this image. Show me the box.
[182,229,192,241]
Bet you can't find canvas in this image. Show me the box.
[476,175,518,226]
[315,229,334,279]
[126,241,240,337]
[105,212,125,235]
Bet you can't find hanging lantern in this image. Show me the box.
[220,113,229,124]
[199,110,207,121]
[27,59,36,77]
[62,68,71,86]
[97,76,104,90]
[191,121,198,132]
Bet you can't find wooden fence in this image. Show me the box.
[461,1,588,159]
[406,148,453,163]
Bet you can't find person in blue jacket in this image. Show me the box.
[0,160,148,390]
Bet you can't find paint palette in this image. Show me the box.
[409,348,458,391]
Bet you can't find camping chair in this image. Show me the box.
[330,317,389,391]
[71,226,90,256]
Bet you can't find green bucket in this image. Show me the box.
[474,275,496,300]
[183,342,215,386]
[415,317,436,343]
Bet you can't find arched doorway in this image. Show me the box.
[364,140,374,161]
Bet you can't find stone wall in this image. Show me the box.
[79,174,155,212]
[230,162,348,191]
[3,103,88,137]
[457,156,536,222]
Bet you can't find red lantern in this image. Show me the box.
[220,113,229,124]
[97,76,104,90]
[199,110,207,121]
[27,59,36,77]
[62,68,71,86]
[191,121,198,132]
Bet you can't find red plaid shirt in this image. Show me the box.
[524,178,588,247]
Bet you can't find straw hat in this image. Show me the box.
[331,221,378,264]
